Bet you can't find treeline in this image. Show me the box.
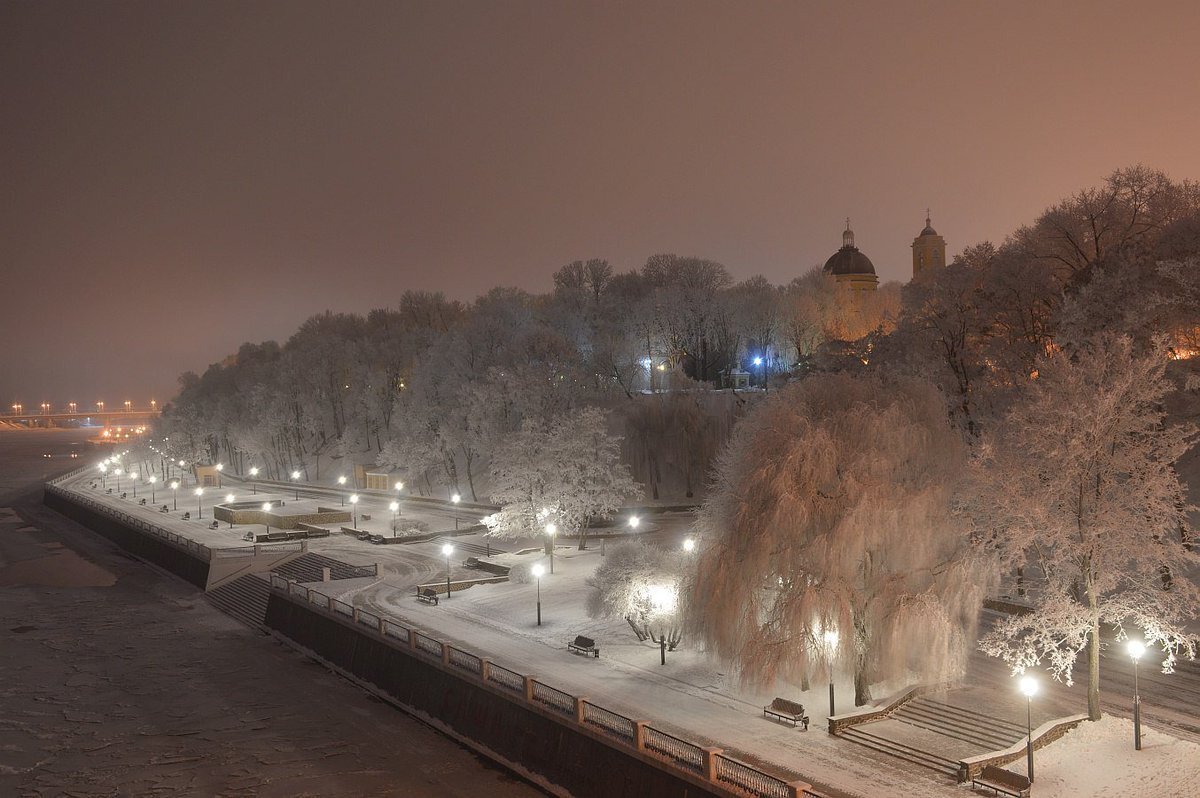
[159,165,1200,500]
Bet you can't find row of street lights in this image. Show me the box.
[11,400,157,415]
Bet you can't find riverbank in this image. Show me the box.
[0,430,542,797]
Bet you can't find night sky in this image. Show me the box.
[3,1,1199,404]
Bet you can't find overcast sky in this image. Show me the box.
[3,0,1199,405]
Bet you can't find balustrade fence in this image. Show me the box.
[268,574,824,798]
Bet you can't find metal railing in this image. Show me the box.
[447,646,482,676]
[644,725,705,774]
[265,579,814,798]
[531,679,575,717]
[716,754,793,798]
[582,701,636,744]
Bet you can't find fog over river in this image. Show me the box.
[0,429,542,797]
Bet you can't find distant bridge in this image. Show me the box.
[4,409,161,426]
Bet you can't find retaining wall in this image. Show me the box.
[265,588,809,798]
[44,489,211,588]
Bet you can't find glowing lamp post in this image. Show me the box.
[215,463,223,488]
[337,475,347,505]
[349,494,359,527]
[628,515,640,530]
[682,537,696,553]
[451,493,461,529]
[170,480,179,510]
[291,470,301,500]
[225,493,235,528]
[546,523,557,573]
[130,472,138,498]
[1019,675,1038,782]
[389,501,399,537]
[1128,640,1145,750]
[99,464,107,487]
[249,466,259,494]
[824,629,839,717]
[648,584,677,665]
[194,487,204,519]
[442,543,454,598]
[532,563,545,625]
[261,502,272,538]
[148,475,157,503]
[114,468,123,494]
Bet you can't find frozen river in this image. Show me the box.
[0,429,543,797]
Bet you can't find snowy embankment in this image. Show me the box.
[1005,715,1200,797]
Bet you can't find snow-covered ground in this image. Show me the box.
[56,461,1200,798]
[1005,716,1200,797]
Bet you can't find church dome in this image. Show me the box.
[918,212,938,237]
[823,220,877,276]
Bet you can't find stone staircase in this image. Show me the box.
[205,553,374,630]
[205,573,271,630]
[272,552,374,582]
[837,696,1026,778]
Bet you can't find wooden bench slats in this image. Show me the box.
[567,635,599,657]
[763,697,809,729]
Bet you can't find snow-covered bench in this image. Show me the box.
[970,765,1030,798]
[763,698,809,729]
[568,635,599,658]
[416,588,439,606]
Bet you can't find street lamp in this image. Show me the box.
[249,466,259,493]
[130,472,139,498]
[291,470,301,499]
[215,463,223,488]
[148,475,157,503]
[389,501,399,536]
[338,475,347,505]
[546,523,557,573]
[195,487,204,518]
[114,467,123,494]
[261,502,272,538]
[99,464,107,487]
[628,515,640,530]
[1128,640,1145,750]
[442,543,454,598]
[68,401,77,414]
[824,629,839,717]
[225,493,235,528]
[97,401,104,412]
[532,563,545,625]
[170,480,179,510]
[1019,675,1038,783]
[451,493,461,529]
[682,537,696,553]
[124,400,131,412]
[349,494,359,527]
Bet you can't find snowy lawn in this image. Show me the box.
[1005,715,1200,798]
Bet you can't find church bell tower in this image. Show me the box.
[911,211,946,279]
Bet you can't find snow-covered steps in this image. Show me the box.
[205,573,271,630]
[272,552,374,583]
[836,724,960,777]
[892,697,1026,751]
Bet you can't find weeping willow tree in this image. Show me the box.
[691,373,991,705]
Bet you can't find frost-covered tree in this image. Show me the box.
[964,334,1199,720]
[484,408,642,550]
[588,541,689,649]
[692,373,987,705]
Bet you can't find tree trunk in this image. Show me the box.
[1087,577,1102,721]
[854,667,871,707]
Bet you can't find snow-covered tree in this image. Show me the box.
[964,334,1199,720]
[588,541,689,649]
[692,373,987,705]
[484,408,642,550]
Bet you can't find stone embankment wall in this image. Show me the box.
[265,589,792,798]
[44,490,210,588]
[213,504,351,529]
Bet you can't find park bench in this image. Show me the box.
[120,492,127,499]
[970,765,1030,798]
[763,698,809,729]
[182,511,191,520]
[138,498,146,506]
[416,588,439,605]
[106,488,112,494]
[159,505,169,513]
[361,513,371,521]
[209,520,219,529]
[568,635,600,658]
